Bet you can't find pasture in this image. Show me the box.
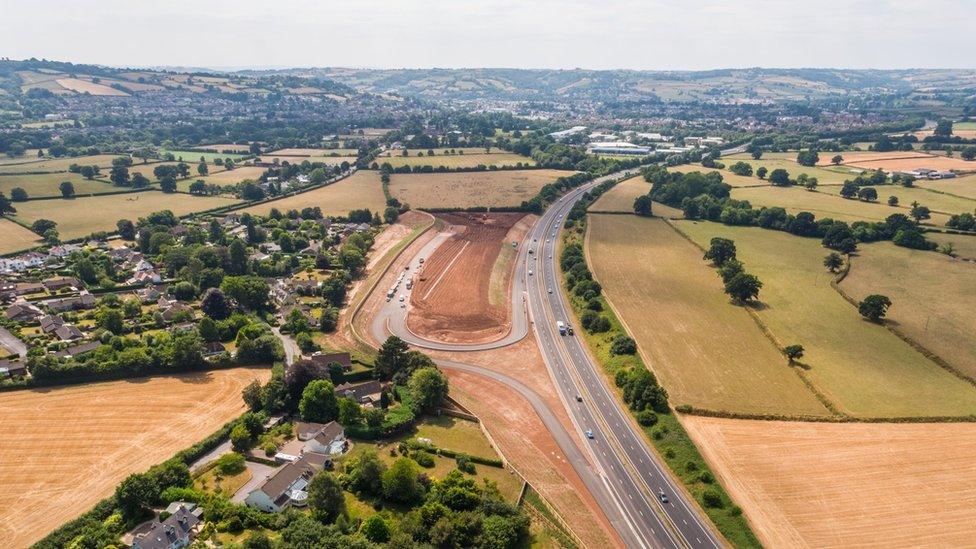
[840,241,976,379]
[55,78,128,96]
[376,147,505,157]
[590,176,651,212]
[721,154,854,185]
[0,219,43,254]
[12,192,241,239]
[587,215,829,416]
[676,221,976,418]
[267,148,359,157]
[844,155,976,173]
[682,416,976,548]
[258,155,357,166]
[669,164,762,187]
[815,150,934,167]
[128,161,224,183]
[378,152,534,169]
[0,368,269,548]
[239,170,387,218]
[927,232,976,260]
[389,169,572,209]
[163,150,246,163]
[819,184,976,217]
[0,172,115,198]
[916,174,976,200]
[191,166,266,187]
[0,155,122,175]
[730,185,951,225]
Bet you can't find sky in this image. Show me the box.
[2,0,973,71]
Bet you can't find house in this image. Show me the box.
[297,421,347,455]
[244,454,327,513]
[54,341,102,358]
[306,351,352,371]
[134,259,155,272]
[204,341,226,356]
[137,286,162,303]
[47,244,82,259]
[40,314,65,333]
[55,324,84,341]
[128,270,162,285]
[160,302,193,322]
[46,292,96,313]
[0,360,27,378]
[42,276,82,292]
[334,380,390,408]
[5,302,43,322]
[131,504,201,549]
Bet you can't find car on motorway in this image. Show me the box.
[585,429,594,439]
[658,491,669,504]
[566,325,574,335]
[547,288,553,293]
[576,394,583,402]
[398,295,405,302]
[419,257,425,264]
[528,270,533,276]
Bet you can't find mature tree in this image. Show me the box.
[703,237,736,267]
[831,154,843,165]
[755,167,767,180]
[610,335,637,355]
[229,239,248,274]
[888,195,899,207]
[961,146,976,161]
[728,161,753,177]
[360,515,391,543]
[220,276,270,311]
[858,294,892,322]
[909,201,931,223]
[200,287,232,319]
[633,194,653,216]
[823,252,844,273]
[768,168,791,186]
[116,218,136,240]
[796,150,820,167]
[718,258,744,283]
[308,471,345,523]
[31,218,57,235]
[784,344,804,363]
[299,380,339,423]
[230,423,251,452]
[857,187,878,202]
[159,175,177,193]
[110,165,130,186]
[115,472,158,519]
[375,335,409,380]
[409,367,449,412]
[59,180,75,198]
[382,457,423,504]
[0,192,14,214]
[839,181,859,199]
[724,272,762,303]
[933,119,953,137]
[80,165,97,179]
[197,162,209,175]
[346,450,387,496]
[95,307,124,334]
[10,187,27,201]
[188,179,206,195]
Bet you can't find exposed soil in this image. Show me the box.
[407,212,527,344]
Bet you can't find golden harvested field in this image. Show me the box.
[376,147,504,157]
[721,154,855,185]
[379,153,534,169]
[927,232,976,260]
[0,155,122,174]
[730,185,951,225]
[816,150,934,167]
[12,192,241,240]
[819,184,976,216]
[390,169,573,209]
[841,241,976,378]
[200,143,253,153]
[267,148,358,157]
[682,416,976,548]
[670,164,762,187]
[590,176,651,212]
[240,170,387,217]
[55,78,129,96]
[0,368,270,548]
[912,129,976,140]
[259,155,357,166]
[127,161,224,183]
[193,166,266,186]
[916,174,976,200]
[677,221,976,418]
[588,215,828,416]
[0,218,42,254]
[846,155,976,173]
[0,172,115,198]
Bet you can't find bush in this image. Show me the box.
[215,452,246,475]
[701,488,724,508]
[636,409,658,426]
[610,335,637,355]
[411,450,435,468]
[456,454,476,474]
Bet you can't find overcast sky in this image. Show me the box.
[2,0,973,71]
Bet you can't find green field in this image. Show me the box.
[588,214,829,416]
[721,154,856,186]
[12,191,241,239]
[0,172,117,198]
[730,185,952,225]
[916,174,976,200]
[162,150,246,163]
[676,221,976,418]
[0,154,122,174]
[819,184,976,217]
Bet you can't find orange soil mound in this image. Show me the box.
[407,212,525,343]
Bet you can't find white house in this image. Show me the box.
[244,452,330,513]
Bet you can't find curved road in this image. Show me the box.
[369,170,721,549]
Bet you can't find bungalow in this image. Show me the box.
[334,380,390,408]
[5,302,43,322]
[296,421,347,455]
[47,244,82,259]
[54,340,102,358]
[204,341,226,356]
[131,504,201,549]
[43,276,83,292]
[137,286,162,303]
[244,453,328,513]
[46,292,96,313]
[160,302,193,322]
[55,324,84,342]
[128,270,162,285]
[0,360,27,378]
[134,259,155,272]
[40,314,65,333]
[306,351,352,372]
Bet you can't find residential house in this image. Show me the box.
[128,270,162,285]
[204,341,226,356]
[334,380,390,408]
[244,453,328,513]
[306,351,352,372]
[42,276,83,292]
[54,324,84,342]
[296,421,347,455]
[46,292,96,313]
[40,315,65,333]
[54,341,102,358]
[47,244,82,259]
[0,360,26,378]
[160,302,193,322]
[131,504,201,549]
[137,286,162,303]
[5,302,43,322]
[134,259,155,272]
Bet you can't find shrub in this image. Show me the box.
[701,488,724,508]
[456,454,476,474]
[412,450,435,468]
[610,335,637,355]
[215,452,246,475]
[636,409,658,426]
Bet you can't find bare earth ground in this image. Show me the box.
[407,212,525,343]
[389,169,574,209]
[682,416,976,548]
[0,367,270,548]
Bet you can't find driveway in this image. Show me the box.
[232,461,277,503]
[0,326,27,358]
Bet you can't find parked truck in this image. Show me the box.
[557,321,567,335]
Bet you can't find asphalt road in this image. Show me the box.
[370,170,721,548]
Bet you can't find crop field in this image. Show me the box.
[0,155,122,174]
[0,218,43,254]
[12,191,241,239]
[267,148,359,156]
[55,77,129,96]
[730,185,951,225]
[127,161,225,183]
[916,174,976,199]
[676,221,976,418]
[199,143,253,153]
[912,129,976,140]
[259,155,357,166]
[682,416,976,548]
[587,215,828,416]
[0,172,115,198]
[670,164,762,187]
[927,232,976,260]
[239,170,386,218]
[376,147,506,157]
[845,155,976,173]
[379,152,534,169]
[721,154,855,185]
[163,150,246,163]
[0,367,270,548]
[589,176,651,212]
[840,241,976,379]
[389,169,572,209]
[816,150,934,167]
[191,166,266,187]
[819,184,976,217]
[407,213,525,343]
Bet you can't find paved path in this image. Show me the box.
[232,461,277,503]
[272,326,299,365]
[0,326,27,358]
